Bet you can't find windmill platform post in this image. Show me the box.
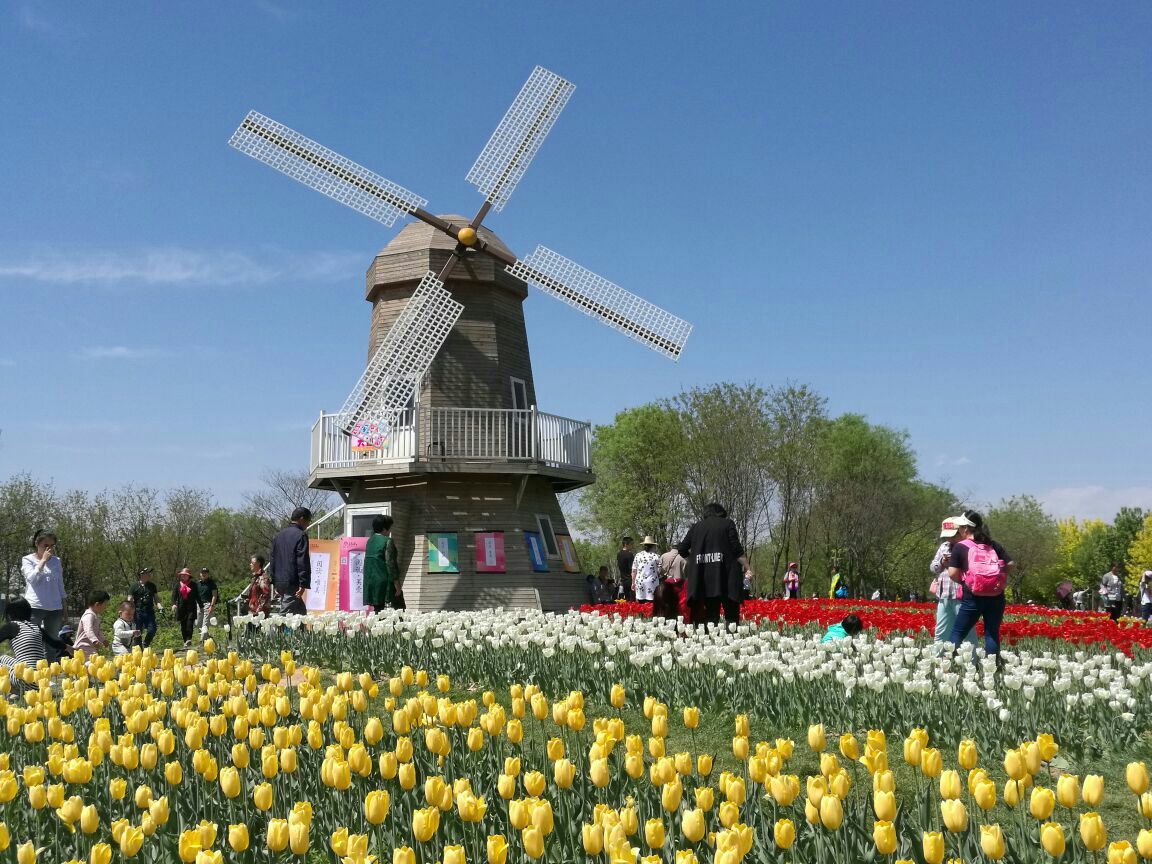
[308,218,594,612]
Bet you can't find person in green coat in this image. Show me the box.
[364,515,400,610]
[820,614,863,643]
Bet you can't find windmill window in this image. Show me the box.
[535,513,560,558]
[510,377,528,411]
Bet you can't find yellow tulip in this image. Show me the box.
[939,770,963,803]
[522,825,545,859]
[644,819,665,849]
[1040,821,1065,857]
[770,775,798,807]
[149,796,169,826]
[873,770,895,793]
[79,804,99,834]
[1036,733,1057,761]
[974,780,996,811]
[398,763,416,790]
[1004,780,1021,808]
[119,825,145,857]
[253,782,273,811]
[228,824,249,853]
[903,737,922,767]
[718,801,739,829]
[839,733,860,761]
[977,824,1005,861]
[682,707,699,729]
[1084,774,1105,807]
[819,795,843,830]
[591,759,610,788]
[551,758,575,790]
[523,771,545,797]
[807,724,825,752]
[957,739,977,770]
[1056,774,1079,808]
[1136,829,1152,860]
[652,714,668,738]
[620,805,638,836]
[773,818,795,849]
[164,760,182,786]
[16,842,37,864]
[218,766,240,799]
[874,790,896,821]
[806,775,827,806]
[829,770,851,800]
[266,819,289,853]
[1027,786,1054,821]
[1023,741,1041,776]
[696,754,713,776]
[873,820,896,855]
[109,777,126,801]
[441,846,464,864]
[289,819,309,855]
[819,752,839,777]
[394,847,416,864]
[920,747,942,779]
[610,684,625,709]
[922,831,944,864]
[670,808,701,844]
[1108,841,1137,864]
[413,807,440,842]
[1079,811,1106,851]
[1140,792,1152,820]
[941,800,968,833]
[178,830,202,862]
[1129,763,1151,796]
[365,790,390,825]
[675,852,697,864]
[583,823,604,855]
[487,834,508,864]
[694,786,715,811]
[89,843,111,864]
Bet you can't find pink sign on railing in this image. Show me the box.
[339,536,368,611]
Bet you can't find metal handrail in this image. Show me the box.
[310,406,591,473]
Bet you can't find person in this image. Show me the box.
[0,598,72,690]
[821,613,864,643]
[676,502,753,626]
[871,588,881,601]
[111,601,138,656]
[129,568,159,648]
[21,529,67,661]
[596,566,616,603]
[616,537,635,601]
[239,556,271,618]
[270,507,312,614]
[630,536,661,604]
[783,563,800,599]
[1099,563,1124,622]
[946,512,1014,656]
[1072,588,1086,611]
[931,518,977,650]
[364,514,400,611]
[1138,571,1152,622]
[659,546,686,584]
[171,567,202,647]
[828,570,846,599]
[194,568,219,640]
[72,590,111,655]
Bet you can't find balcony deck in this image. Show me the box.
[309,406,593,491]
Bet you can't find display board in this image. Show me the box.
[556,535,580,573]
[524,531,549,572]
[475,532,506,573]
[306,539,340,612]
[339,536,368,611]
[427,533,460,573]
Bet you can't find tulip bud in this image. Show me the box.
[922,831,944,864]
[807,724,825,752]
[1129,763,1151,796]
[957,739,977,770]
[1056,774,1079,808]
[1107,840,1137,864]
[941,799,967,833]
[522,825,544,859]
[1079,811,1106,851]
[681,809,705,844]
[939,770,962,801]
[873,820,896,855]
[874,790,896,821]
[1040,821,1066,856]
[839,734,859,761]
[228,824,249,853]
[1084,774,1105,807]
[773,819,795,849]
[582,824,603,856]
[979,824,1005,861]
[683,707,699,729]
[1137,829,1152,860]
[819,795,843,830]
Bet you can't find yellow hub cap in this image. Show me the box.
[457,226,478,246]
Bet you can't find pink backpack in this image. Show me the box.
[956,539,1005,596]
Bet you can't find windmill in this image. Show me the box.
[229,66,692,611]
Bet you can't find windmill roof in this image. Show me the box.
[378,215,517,260]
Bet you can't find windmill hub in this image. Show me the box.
[457,226,478,247]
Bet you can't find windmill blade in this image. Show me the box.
[466,66,575,213]
[507,246,692,361]
[229,111,428,227]
[337,272,463,430]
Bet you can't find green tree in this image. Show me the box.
[578,403,689,550]
[1073,520,1112,607]
[1125,514,1152,595]
[673,382,774,554]
[1106,507,1146,592]
[985,495,1060,600]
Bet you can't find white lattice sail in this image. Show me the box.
[466,67,575,213]
[229,111,428,227]
[337,272,463,430]
[508,246,692,360]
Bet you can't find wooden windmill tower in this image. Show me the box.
[229,67,692,611]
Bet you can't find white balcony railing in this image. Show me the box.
[310,407,591,474]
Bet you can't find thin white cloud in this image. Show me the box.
[0,247,364,288]
[0,358,15,368]
[1039,485,1152,522]
[18,5,62,36]
[934,455,972,468]
[35,420,127,435]
[76,346,167,361]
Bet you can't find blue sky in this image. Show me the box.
[1,2,1150,520]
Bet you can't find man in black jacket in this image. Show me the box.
[269,507,312,614]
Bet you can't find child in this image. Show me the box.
[111,601,138,656]
[72,590,111,655]
[821,613,864,643]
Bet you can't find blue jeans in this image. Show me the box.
[134,610,157,647]
[949,593,1006,655]
[935,598,976,646]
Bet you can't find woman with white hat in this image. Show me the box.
[631,537,661,604]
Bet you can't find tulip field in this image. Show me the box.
[1,605,1152,863]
